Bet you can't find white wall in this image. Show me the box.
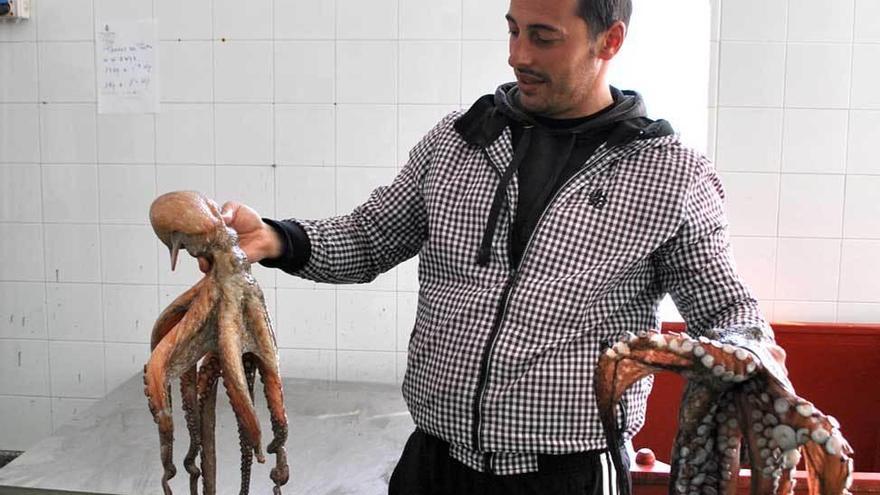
[709,0,880,323]
[1,0,877,452]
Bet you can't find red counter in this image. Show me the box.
[630,321,880,492]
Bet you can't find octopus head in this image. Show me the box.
[150,191,230,270]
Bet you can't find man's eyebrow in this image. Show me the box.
[505,14,563,33]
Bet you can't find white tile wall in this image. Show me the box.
[214,104,273,165]
[43,223,101,283]
[0,223,44,281]
[337,350,396,383]
[274,42,335,103]
[336,41,398,104]
[275,289,336,349]
[156,104,214,164]
[0,282,47,340]
[843,175,880,238]
[0,165,42,222]
[40,104,97,164]
[104,342,150,393]
[839,240,880,303]
[48,341,105,398]
[158,41,213,102]
[786,0,854,43]
[716,107,783,172]
[274,104,335,166]
[214,0,272,40]
[36,0,93,41]
[46,283,103,341]
[774,238,841,301]
[399,42,461,104]
[400,0,462,40]
[720,0,787,42]
[718,42,785,107]
[3,0,880,453]
[102,284,156,343]
[0,105,40,163]
[720,172,780,236]
[38,42,95,102]
[782,109,848,173]
[851,44,880,109]
[214,41,273,102]
[337,0,397,40]
[41,165,99,222]
[97,114,156,164]
[157,0,212,40]
[847,110,880,174]
[784,43,851,109]
[0,340,50,396]
[273,0,335,40]
[98,164,157,224]
[0,42,38,101]
[777,174,844,238]
[855,0,880,42]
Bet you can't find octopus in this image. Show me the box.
[595,328,854,495]
[144,191,290,495]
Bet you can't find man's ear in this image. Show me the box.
[597,20,626,60]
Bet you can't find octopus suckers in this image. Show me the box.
[773,398,790,415]
[825,435,842,456]
[796,402,814,417]
[811,428,830,444]
[649,333,667,348]
[771,424,797,450]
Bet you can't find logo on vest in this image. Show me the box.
[587,188,607,210]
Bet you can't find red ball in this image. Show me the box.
[634,448,656,466]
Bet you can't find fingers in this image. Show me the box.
[219,201,240,225]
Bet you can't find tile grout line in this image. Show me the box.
[333,0,339,382]
[33,0,55,434]
[834,0,860,322]
[769,0,791,313]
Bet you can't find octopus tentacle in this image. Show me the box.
[218,298,265,463]
[151,277,206,349]
[144,282,217,495]
[180,366,201,495]
[197,353,221,495]
[597,331,854,495]
[245,295,290,494]
[236,353,258,495]
[669,382,724,495]
[149,191,290,494]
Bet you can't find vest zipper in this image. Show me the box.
[470,138,656,472]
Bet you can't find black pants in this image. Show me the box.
[387,430,630,495]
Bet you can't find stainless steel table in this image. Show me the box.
[0,375,414,495]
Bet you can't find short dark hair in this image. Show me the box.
[576,0,632,38]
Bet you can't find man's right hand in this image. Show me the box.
[198,201,283,273]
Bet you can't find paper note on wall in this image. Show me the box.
[96,19,159,114]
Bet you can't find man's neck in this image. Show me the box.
[561,84,614,119]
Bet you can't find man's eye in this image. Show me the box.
[508,30,519,37]
[532,35,553,45]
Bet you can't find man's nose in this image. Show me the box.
[508,36,532,69]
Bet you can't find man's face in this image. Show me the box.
[506,0,603,118]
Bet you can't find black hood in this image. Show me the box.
[455,82,674,148]
[457,83,675,268]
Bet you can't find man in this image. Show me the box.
[204,0,779,493]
